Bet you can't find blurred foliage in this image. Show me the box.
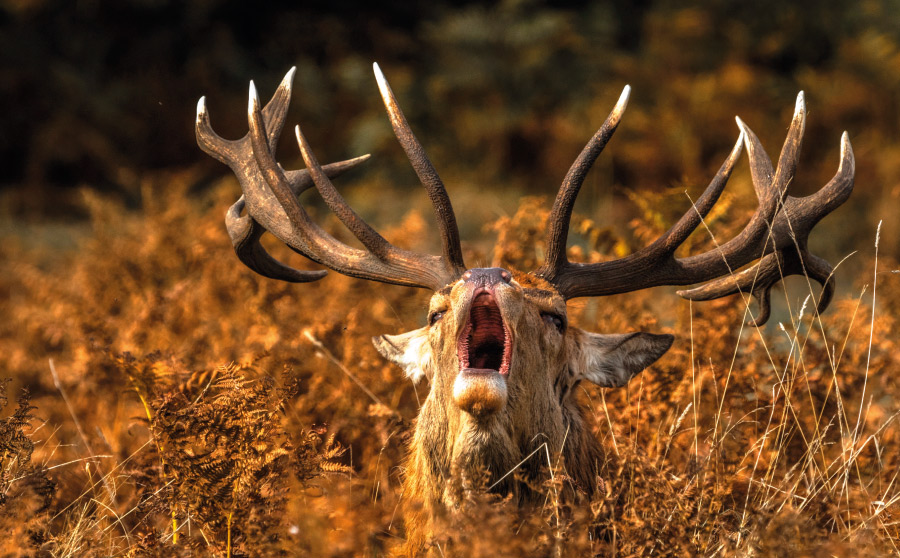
[3,0,900,257]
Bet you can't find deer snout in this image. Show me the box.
[453,268,514,419]
[461,267,512,290]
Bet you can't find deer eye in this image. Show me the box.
[428,311,445,326]
[541,312,565,333]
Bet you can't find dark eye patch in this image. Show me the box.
[541,312,566,333]
[428,310,445,326]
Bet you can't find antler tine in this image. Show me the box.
[223,155,371,283]
[373,63,466,277]
[537,85,631,281]
[196,68,372,283]
[537,117,744,299]
[677,96,807,273]
[197,68,294,164]
[261,67,296,151]
[678,250,836,327]
[770,92,807,196]
[678,128,854,325]
[800,132,855,218]
[246,81,456,290]
[538,91,853,326]
[294,124,393,259]
[225,196,327,282]
[643,131,745,257]
[197,96,240,166]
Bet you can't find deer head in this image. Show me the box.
[196,64,854,549]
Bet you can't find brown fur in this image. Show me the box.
[373,269,672,555]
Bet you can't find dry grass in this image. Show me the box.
[1,171,898,556]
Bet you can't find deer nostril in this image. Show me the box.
[462,267,512,288]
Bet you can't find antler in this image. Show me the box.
[196,65,466,290]
[536,92,854,326]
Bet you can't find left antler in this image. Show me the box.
[196,65,467,291]
[535,92,854,325]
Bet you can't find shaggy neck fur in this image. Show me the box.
[401,327,605,554]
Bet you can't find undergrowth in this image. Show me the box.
[0,172,897,556]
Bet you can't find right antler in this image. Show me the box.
[196,65,466,291]
[535,92,854,325]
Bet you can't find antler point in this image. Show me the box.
[616,85,631,112]
[281,67,297,89]
[248,81,260,113]
[294,124,315,164]
[839,131,853,169]
[374,63,389,95]
[734,116,752,139]
[197,97,207,119]
[794,91,806,117]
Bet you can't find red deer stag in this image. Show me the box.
[196,64,854,553]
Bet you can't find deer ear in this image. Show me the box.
[578,332,673,388]
[372,328,432,383]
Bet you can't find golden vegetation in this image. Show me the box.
[1,172,898,556]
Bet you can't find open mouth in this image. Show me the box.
[457,291,512,374]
